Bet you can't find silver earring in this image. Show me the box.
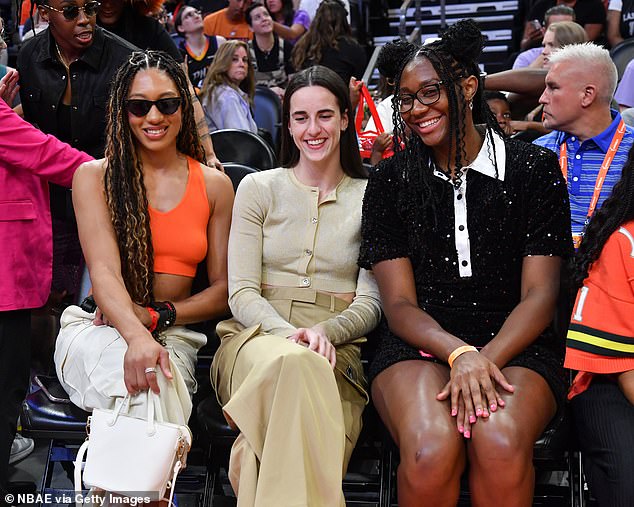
[468,99,473,110]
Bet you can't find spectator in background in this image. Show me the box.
[291,0,365,87]
[614,59,634,110]
[175,6,225,95]
[265,0,310,44]
[0,17,7,76]
[486,21,587,123]
[201,40,257,132]
[485,91,514,136]
[607,0,634,47]
[365,39,416,136]
[364,39,417,165]
[246,3,292,99]
[532,20,588,68]
[535,43,634,249]
[97,0,182,61]
[188,0,226,18]
[20,8,48,41]
[299,0,350,22]
[513,4,575,69]
[521,0,605,49]
[0,69,92,506]
[203,0,252,40]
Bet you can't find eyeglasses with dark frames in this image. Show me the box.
[42,1,100,21]
[396,81,444,113]
[125,97,182,117]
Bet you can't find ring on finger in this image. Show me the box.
[144,366,157,375]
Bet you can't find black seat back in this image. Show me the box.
[210,128,278,171]
[223,163,260,192]
[254,86,283,153]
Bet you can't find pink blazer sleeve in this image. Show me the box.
[0,99,92,187]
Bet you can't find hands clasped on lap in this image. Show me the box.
[288,325,337,368]
[437,350,515,439]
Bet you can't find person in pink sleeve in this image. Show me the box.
[0,69,92,502]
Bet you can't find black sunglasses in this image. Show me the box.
[42,1,100,20]
[125,98,182,117]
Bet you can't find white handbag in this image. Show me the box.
[74,390,192,504]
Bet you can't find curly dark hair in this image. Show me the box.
[389,19,503,224]
[104,50,206,305]
[377,39,417,81]
[573,150,634,288]
[376,39,418,98]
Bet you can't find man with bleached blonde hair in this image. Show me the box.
[535,42,632,248]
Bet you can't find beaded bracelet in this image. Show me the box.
[447,345,478,368]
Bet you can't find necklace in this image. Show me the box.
[258,38,275,56]
[54,42,76,70]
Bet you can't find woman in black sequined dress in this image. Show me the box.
[358,21,572,507]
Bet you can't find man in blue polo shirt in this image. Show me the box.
[534,42,634,249]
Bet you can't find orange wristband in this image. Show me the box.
[146,307,159,333]
[448,345,478,368]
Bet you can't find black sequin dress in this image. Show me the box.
[359,135,573,409]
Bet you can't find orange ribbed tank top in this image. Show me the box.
[149,157,209,277]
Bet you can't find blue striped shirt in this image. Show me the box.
[533,111,634,238]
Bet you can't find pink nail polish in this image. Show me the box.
[469,415,476,424]
[451,408,457,417]
[490,403,497,411]
[458,425,464,433]
[476,408,482,417]
[464,431,470,439]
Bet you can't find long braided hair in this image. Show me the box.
[104,50,206,305]
[390,19,503,225]
[573,152,634,288]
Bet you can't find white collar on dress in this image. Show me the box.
[433,128,506,182]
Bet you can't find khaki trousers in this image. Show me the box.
[211,289,367,507]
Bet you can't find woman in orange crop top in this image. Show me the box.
[53,51,233,438]
[564,156,634,507]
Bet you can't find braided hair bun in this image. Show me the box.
[377,39,419,80]
[429,19,486,74]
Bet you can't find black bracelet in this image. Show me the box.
[149,301,177,335]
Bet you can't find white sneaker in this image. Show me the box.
[9,434,35,465]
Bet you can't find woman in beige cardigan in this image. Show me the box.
[211,65,381,506]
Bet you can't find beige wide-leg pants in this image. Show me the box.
[211,289,367,507]
[54,305,206,425]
